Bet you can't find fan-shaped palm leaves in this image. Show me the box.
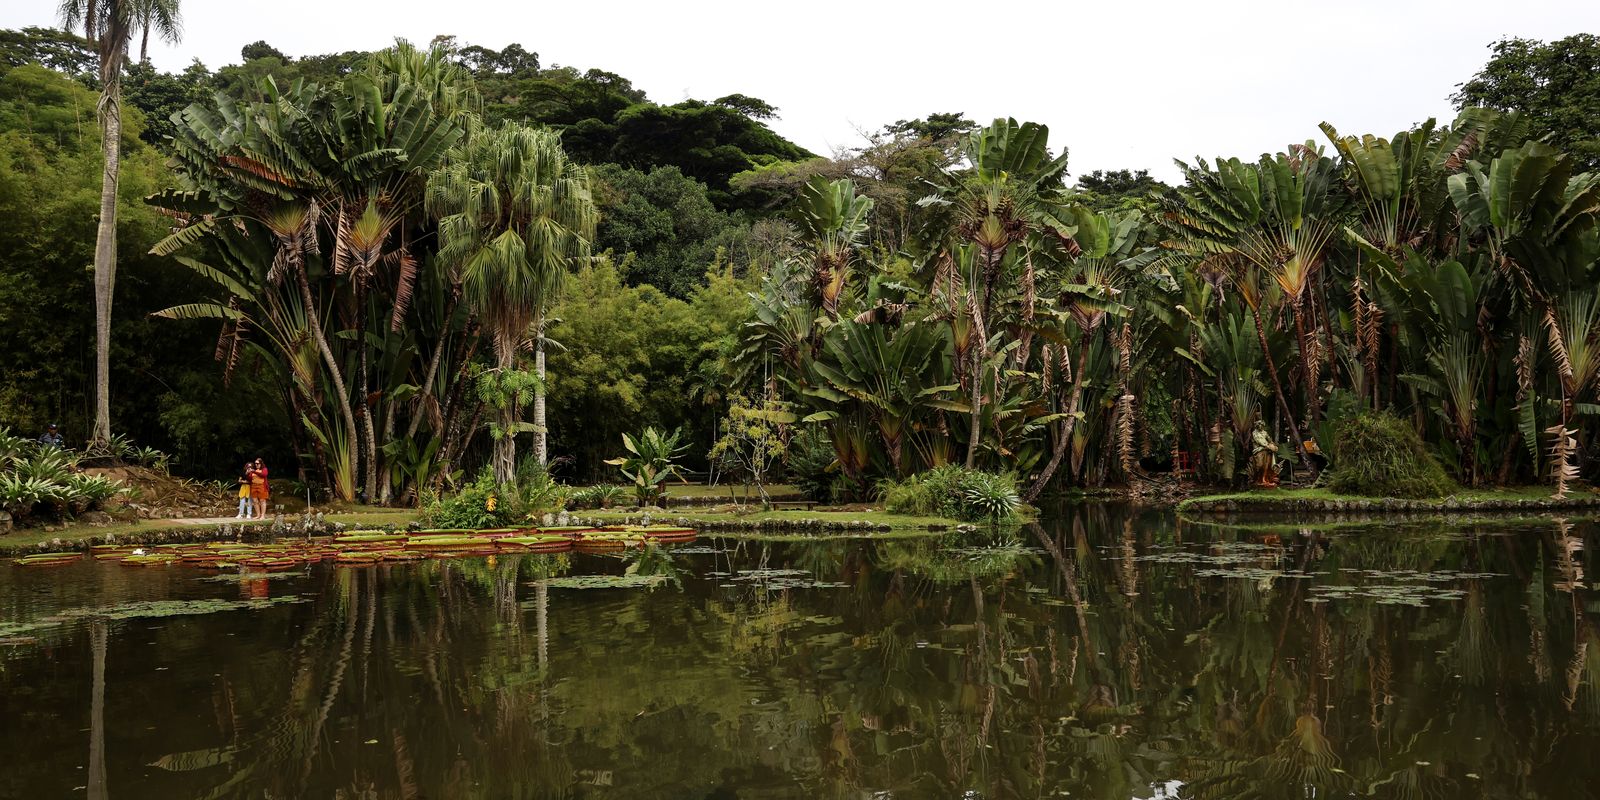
[428,123,596,484]
[151,43,474,501]
[791,177,875,319]
[804,321,965,475]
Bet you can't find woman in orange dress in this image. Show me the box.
[249,458,270,519]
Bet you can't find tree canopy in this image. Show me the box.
[1454,34,1600,172]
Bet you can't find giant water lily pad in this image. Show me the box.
[334,533,407,543]
[498,535,570,546]
[405,536,490,548]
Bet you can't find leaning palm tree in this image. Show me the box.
[427,124,595,484]
[59,0,181,446]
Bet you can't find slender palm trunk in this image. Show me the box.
[90,73,122,445]
[377,397,397,504]
[965,340,983,468]
[1292,300,1321,427]
[1025,338,1091,502]
[354,289,379,501]
[296,268,360,500]
[492,338,516,486]
[533,327,548,466]
[1249,304,1316,475]
[404,296,458,440]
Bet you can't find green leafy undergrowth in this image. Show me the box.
[879,466,1023,523]
[1327,413,1456,498]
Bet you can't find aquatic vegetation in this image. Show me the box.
[1309,567,1500,606]
[333,533,408,543]
[540,574,669,590]
[0,596,307,638]
[719,567,848,591]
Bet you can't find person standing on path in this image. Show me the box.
[249,458,270,519]
[235,462,253,519]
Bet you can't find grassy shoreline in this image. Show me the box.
[573,508,972,532]
[0,504,976,555]
[0,508,419,555]
[1176,485,1600,515]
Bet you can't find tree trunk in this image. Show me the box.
[404,297,459,440]
[965,338,983,468]
[138,17,150,62]
[1025,339,1091,502]
[492,340,516,486]
[90,72,122,446]
[1249,305,1317,476]
[355,289,378,502]
[1292,301,1321,427]
[533,328,548,467]
[295,268,361,500]
[377,394,397,504]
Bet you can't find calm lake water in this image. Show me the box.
[3,506,1600,799]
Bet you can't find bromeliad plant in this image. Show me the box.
[605,427,691,506]
[0,432,126,523]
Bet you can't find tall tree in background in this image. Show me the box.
[57,0,181,445]
[429,124,596,483]
[1455,34,1600,172]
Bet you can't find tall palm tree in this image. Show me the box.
[428,123,595,484]
[59,0,181,445]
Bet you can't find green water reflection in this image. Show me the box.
[3,506,1600,798]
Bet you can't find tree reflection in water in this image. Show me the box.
[1,508,1599,797]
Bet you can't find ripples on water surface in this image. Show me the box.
[3,506,1600,798]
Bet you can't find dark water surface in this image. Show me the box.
[4,507,1600,799]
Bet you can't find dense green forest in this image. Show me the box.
[1,26,1597,503]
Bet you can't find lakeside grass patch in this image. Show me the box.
[578,507,964,530]
[1,507,420,552]
[1177,485,1596,513]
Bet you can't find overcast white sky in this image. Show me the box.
[5,0,1597,182]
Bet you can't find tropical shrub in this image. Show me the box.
[9,451,75,484]
[63,474,124,513]
[604,427,689,506]
[788,429,843,503]
[1327,413,1456,498]
[418,471,519,530]
[132,446,172,473]
[880,466,1023,523]
[568,484,626,510]
[0,475,60,520]
[511,459,573,518]
[419,461,571,529]
[0,427,33,463]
